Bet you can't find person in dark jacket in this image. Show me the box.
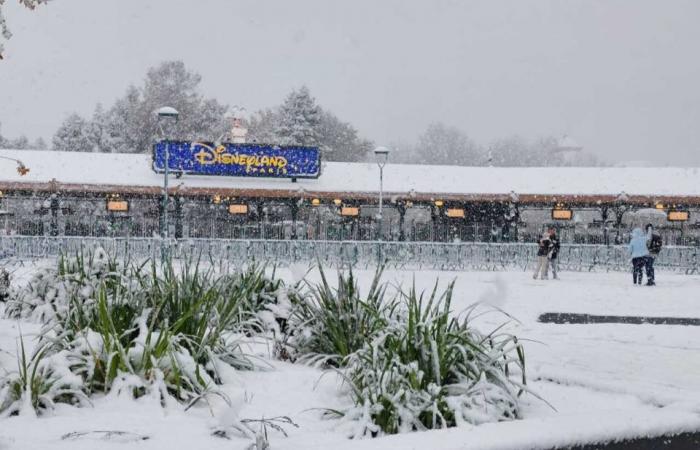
[533,231,551,280]
[548,227,560,280]
[644,223,662,286]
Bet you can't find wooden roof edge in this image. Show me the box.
[1,181,700,205]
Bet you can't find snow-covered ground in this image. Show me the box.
[1,263,700,449]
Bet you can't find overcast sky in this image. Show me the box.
[1,0,699,165]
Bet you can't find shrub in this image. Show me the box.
[0,335,88,416]
[1,248,290,415]
[287,266,396,367]
[335,281,527,437]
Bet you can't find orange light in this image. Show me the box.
[446,208,465,218]
[667,211,689,222]
[341,206,359,216]
[333,198,342,206]
[228,204,248,214]
[552,209,573,220]
[655,203,665,210]
[311,198,321,206]
[434,200,444,207]
[106,200,129,212]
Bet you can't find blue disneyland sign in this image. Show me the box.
[153,141,321,179]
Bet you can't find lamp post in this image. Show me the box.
[374,147,390,241]
[156,106,179,239]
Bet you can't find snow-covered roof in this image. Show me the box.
[0,149,699,200]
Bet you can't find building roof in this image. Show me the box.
[1,149,699,204]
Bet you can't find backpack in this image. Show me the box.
[648,233,662,255]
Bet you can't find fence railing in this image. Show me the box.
[1,236,698,274]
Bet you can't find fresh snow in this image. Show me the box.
[1,265,700,449]
[1,149,700,197]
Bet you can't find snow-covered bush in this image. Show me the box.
[0,267,10,302]
[286,267,396,367]
[337,282,527,437]
[1,248,291,415]
[4,247,124,322]
[0,337,89,417]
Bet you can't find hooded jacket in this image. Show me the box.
[628,228,649,258]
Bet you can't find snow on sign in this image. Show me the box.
[152,140,321,178]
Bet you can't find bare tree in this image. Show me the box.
[0,0,50,59]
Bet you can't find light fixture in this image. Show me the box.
[228,204,248,215]
[311,198,321,206]
[213,194,222,204]
[106,199,129,212]
[333,198,342,206]
[552,208,573,220]
[434,200,444,207]
[655,203,665,210]
[341,206,359,216]
[446,208,465,218]
[667,210,689,222]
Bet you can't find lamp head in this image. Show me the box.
[374,146,390,165]
[156,106,179,120]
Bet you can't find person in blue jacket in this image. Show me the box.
[628,226,649,285]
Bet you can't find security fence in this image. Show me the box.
[1,236,698,274]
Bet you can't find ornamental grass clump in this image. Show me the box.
[1,247,290,415]
[287,266,397,367]
[338,281,527,437]
[0,335,88,417]
[3,247,126,323]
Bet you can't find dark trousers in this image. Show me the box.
[645,256,655,283]
[632,257,645,284]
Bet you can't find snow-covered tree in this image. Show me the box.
[86,103,110,152]
[247,87,373,161]
[247,108,279,144]
[0,0,50,59]
[52,113,95,152]
[0,121,45,149]
[275,86,322,147]
[32,136,46,149]
[50,61,229,153]
[415,122,481,166]
[317,110,373,161]
[488,136,533,166]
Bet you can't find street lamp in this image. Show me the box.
[374,146,390,241]
[156,106,179,239]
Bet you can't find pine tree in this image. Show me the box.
[318,110,372,161]
[275,86,322,146]
[52,114,95,152]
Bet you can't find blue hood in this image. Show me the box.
[629,227,649,258]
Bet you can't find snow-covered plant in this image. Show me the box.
[336,281,527,437]
[287,266,396,367]
[0,267,10,302]
[3,248,291,412]
[4,247,125,322]
[0,335,88,416]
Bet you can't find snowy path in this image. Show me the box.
[1,269,700,449]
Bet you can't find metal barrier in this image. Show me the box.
[1,236,698,273]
